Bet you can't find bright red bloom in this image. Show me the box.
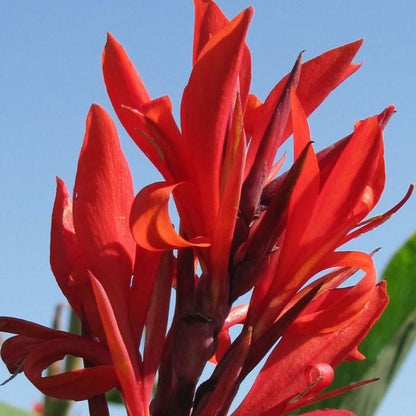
[1,105,169,415]
[1,1,413,415]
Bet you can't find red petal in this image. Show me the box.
[209,97,246,303]
[211,304,248,363]
[198,327,252,415]
[279,89,319,270]
[344,183,414,243]
[50,177,83,315]
[103,33,150,108]
[130,182,210,251]
[1,335,44,374]
[102,33,150,105]
[24,337,116,401]
[274,115,383,289]
[303,116,382,246]
[0,316,76,340]
[291,252,376,334]
[103,34,184,180]
[234,283,388,415]
[193,0,228,64]
[73,104,135,288]
[88,273,145,415]
[142,251,173,402]
[284,40,363,138]
[193,0,252,108]
[181,7,253,229]
[245,54,301,181]
[128,247,167,344]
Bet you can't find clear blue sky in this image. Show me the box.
[0,1,415,415]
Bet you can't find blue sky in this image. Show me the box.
[0,1,415,414]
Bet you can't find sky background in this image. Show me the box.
[0,1,415,415]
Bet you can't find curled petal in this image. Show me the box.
[291,251,377,334]
[0,316,76,341]
[24,338,116,400]
[344,183,414,243]
[1,335,43,375]
[234,283,388,415]
[301,363,334,399]
[130,182,210,251]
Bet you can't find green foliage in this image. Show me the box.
[0,402,35,416]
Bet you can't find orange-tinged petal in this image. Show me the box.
[244,93,262,139]
[193,0,228,64]
[193,0,252,108]
[130,182,210,251]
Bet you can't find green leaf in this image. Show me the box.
[296,232,416,415]
[0,402,36,416]
[106,388,124,404]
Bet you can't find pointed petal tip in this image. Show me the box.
[89,102,104,113]
[86,104,113,129]
[55,176,65,186]
[105,32,118,48]
[103,33,119,64]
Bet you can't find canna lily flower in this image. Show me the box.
[103,0,412,414]
[0,105,172,416]
[1,0,413,415]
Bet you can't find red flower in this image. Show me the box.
[102,0,412,413]
[1,0,413,415]
[1,105,170,415]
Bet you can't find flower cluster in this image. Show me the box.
[0,1,412,415]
